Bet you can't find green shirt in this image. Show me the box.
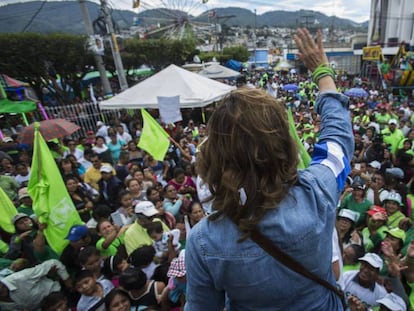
[124,219,170,256]
[381,127,405,154]
[96,234,125,258]
[375,113,391,127]
[401,226,414,256]
[0,175,19,201]
[16,204,34,217]
[339,194,373,227]
[387,211,406,229]
[362,225,388,252]
[342,263,360,273]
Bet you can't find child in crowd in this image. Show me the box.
[111,191,136,227]
[163,251,187,309]
[14,163,30,186]
[40,291,69,311]
[78,246,104,280]
[146,221,181,261]
[129,245,159,280]
[102,253,130,283]
[75,269,114,311]
[16,187,34,216]
[119,267,165,309]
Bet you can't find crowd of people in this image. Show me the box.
[1,27,414,310]
[0,109,208,310]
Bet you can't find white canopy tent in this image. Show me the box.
[274,61,294,71]
[198,63,241,79]
[99,64,236,109]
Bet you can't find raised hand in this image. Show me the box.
[293,28,329,72]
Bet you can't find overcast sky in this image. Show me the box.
[2,0,371,23]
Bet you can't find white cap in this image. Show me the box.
[359,253,383,270]
[100,164,113,173]
[134,201,158,217]
[369,160,381,170]
[385,167,404,179]
[376,293,406,311]
[388,119,398,125]
[384,191,403,206]
[96,121,104,127]
[2,137,13,143]
[338,209,359,223]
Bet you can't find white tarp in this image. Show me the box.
[198,63,241,79]
[99,64,236,109]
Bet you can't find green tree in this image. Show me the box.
[122,38,197,71]
[221,45,249,62]
[0,33,93,105]
[199,45,249,64]
[0,34,198,104]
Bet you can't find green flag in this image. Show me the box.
[287,109,312,169]
[0,187,17,233]
[0,84,6,100]
[27,124,83,254]
[138,109,170,161]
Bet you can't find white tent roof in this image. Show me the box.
[100,64,236,110]
[198,63,241,79]
[274,61,293,71]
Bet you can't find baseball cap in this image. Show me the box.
[359,253,383,270]
[12,213,30,225]
[65,225,88,241]
[96,121,104,127]
[388,119,398,125]
[2,137,13,143]
[351,180,366,190]
[385,228,406,242]
[368,160,381,170]
[367,205,386,216]
[383,192,403,206]
[338,209,359,223]
[376,293,406,311]
[134,201,158,217]
[385,167,404,179]
[86,130,94,135]
[18,187,30,200]
[100,164,113,173]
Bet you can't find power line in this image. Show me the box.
[21,0,47,32]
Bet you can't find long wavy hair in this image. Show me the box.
[197,87,299,238]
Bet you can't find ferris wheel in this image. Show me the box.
[133,0,211,40]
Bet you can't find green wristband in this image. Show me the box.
[312,63,336,84]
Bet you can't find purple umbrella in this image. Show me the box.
[282,84,299,92]
[344,88,368,98]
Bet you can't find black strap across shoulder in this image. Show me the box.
[250,227,344,299]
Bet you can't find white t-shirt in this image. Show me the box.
[332,228,344,289]
[343,270,387,308]
[366,188,389,205]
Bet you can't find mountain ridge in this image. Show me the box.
[0,1,368,34]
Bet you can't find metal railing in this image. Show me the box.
[32,102,121,138]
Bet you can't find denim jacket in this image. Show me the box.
[185,92,353,311]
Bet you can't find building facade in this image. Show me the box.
[368,0,414,47]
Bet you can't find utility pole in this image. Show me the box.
[78,0,112,97]
[101,0,128,91]
[253,9,257,67]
